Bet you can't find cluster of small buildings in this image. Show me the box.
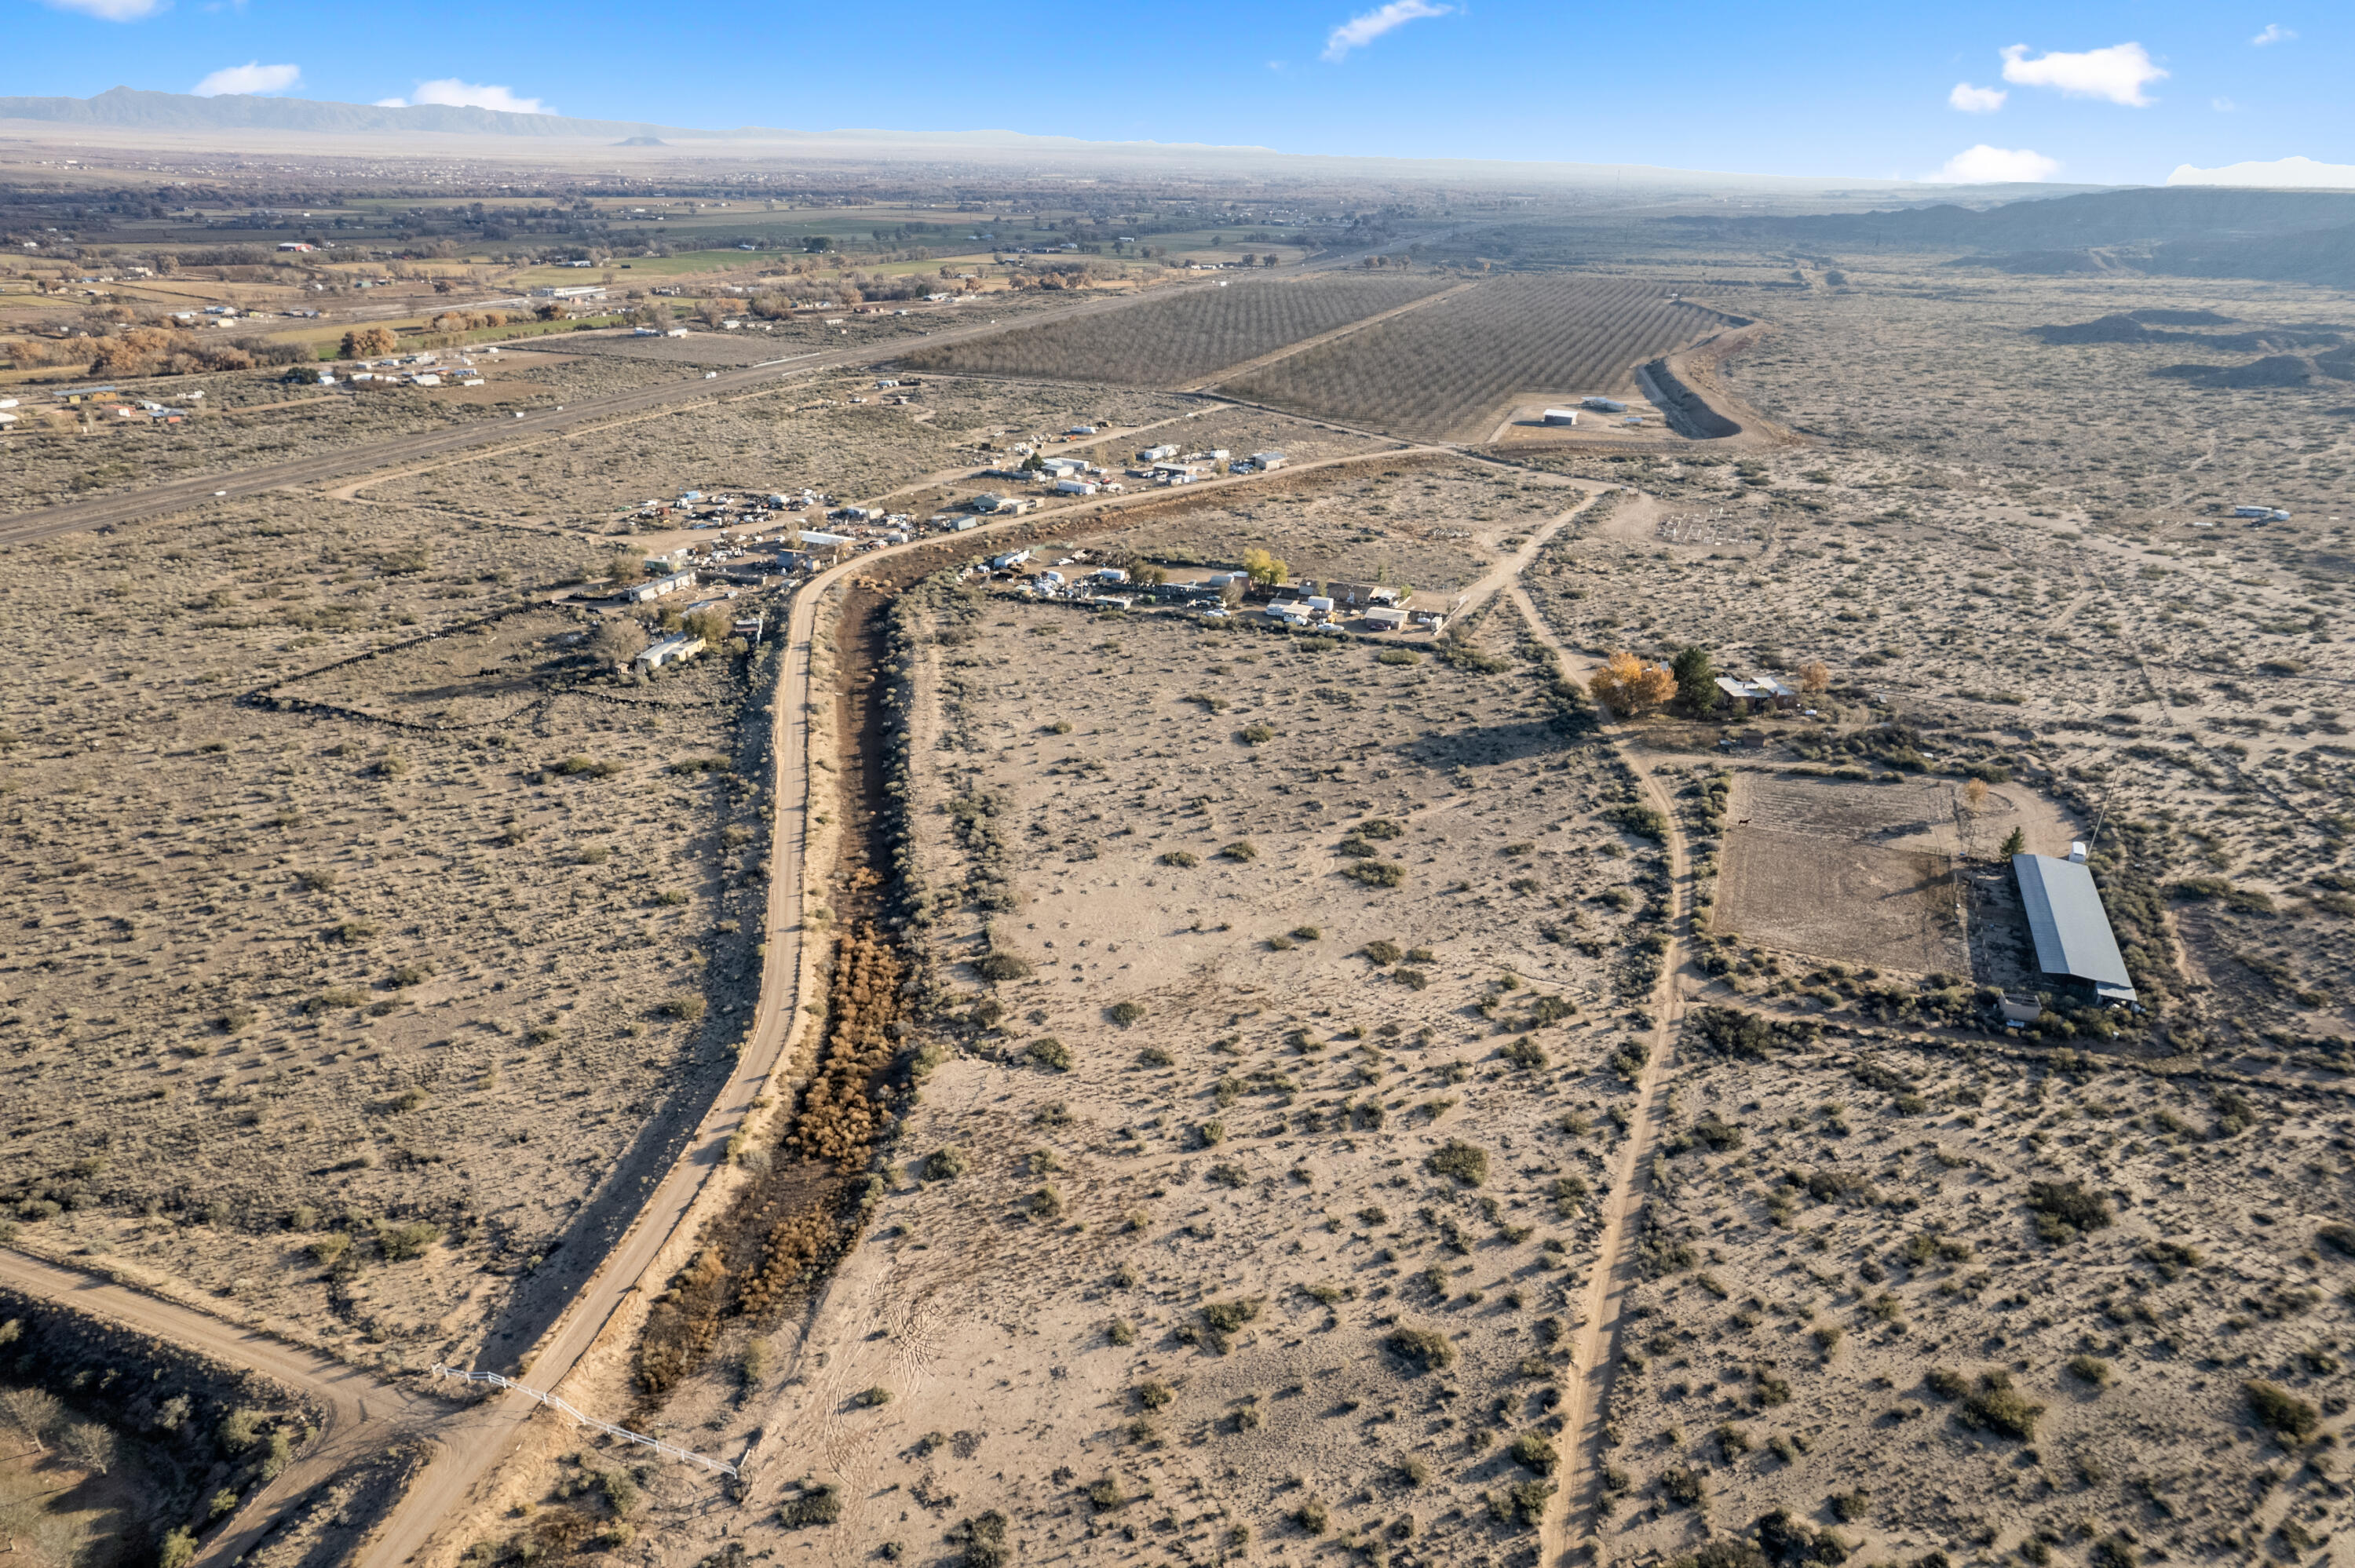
[307,348,493,390]
[972,552,1442,634]
[26,387,205,423]
[1263,581,1442,633]
[637,488,832,531]
[1128,443,1287,486]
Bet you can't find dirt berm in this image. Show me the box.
[1639,352,1743,439]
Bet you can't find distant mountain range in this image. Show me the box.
[1669,186,2355,249]
[1670,186,2355,290]
[0,87,2022,197]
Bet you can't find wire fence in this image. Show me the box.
[429,1365,739,1479]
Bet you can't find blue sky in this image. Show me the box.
[5,0,2345,186]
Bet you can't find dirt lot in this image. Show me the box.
[1714,773,1970,978]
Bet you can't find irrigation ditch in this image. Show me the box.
[618,478,1601,1425]
[623,520,1091,1420]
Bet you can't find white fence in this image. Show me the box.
[1658,508,1760,546]
[429,1365,739,1479]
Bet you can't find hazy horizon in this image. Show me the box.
[7,0,2353,187]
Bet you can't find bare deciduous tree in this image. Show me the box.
[590,619,649,667]
[58,1420,117,1476]
[0,1387,63,1452]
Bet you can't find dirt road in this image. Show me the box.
[0,430,1609,1566]
[1511,584,1693,1568]
[0,1249,457,1568]
[354,503,884,1566]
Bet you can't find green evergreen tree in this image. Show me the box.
[1672,645,1719,713]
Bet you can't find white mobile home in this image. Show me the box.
[634,634,706,673]
[619,570,697,603]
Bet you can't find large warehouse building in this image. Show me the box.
[2012,849,2137,1004]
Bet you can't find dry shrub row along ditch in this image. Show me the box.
[787,932,908,1165]
[633,930,907,1406]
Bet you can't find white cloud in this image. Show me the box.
[385,78,553,115]
[35,0,165,20]
[2212,96,2239,111]
[1948,82,2007,113]
[1931,144,2063,183]
[1322,0,1452,61]
[2168,154,2355,188]
[192,61,301,97]
[1999,42,2167,106]
[2251,23,2295,46]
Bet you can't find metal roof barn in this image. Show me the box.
[2012,853,2136,1003]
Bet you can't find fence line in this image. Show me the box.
[429,1365,739,1479]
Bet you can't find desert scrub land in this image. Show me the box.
[1092,454,1573,595]
[0,1289,341,1568]
[1225,275,1717,441]
[1508,269,2355,1066]
[1703,262,2354,521]
[0,344,690,516]
[555,570,1694,1567]
[0,493,774,1375]
[360,377,1196,526]
[896,272,1455,387]
[1590,1009,2354,1568]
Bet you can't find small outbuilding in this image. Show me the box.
[1542,408,1579,426]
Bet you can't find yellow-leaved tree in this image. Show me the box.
[1588,651,1675,717]
[1240,547,1289,588]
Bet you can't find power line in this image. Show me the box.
[429,1366,739,1479]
